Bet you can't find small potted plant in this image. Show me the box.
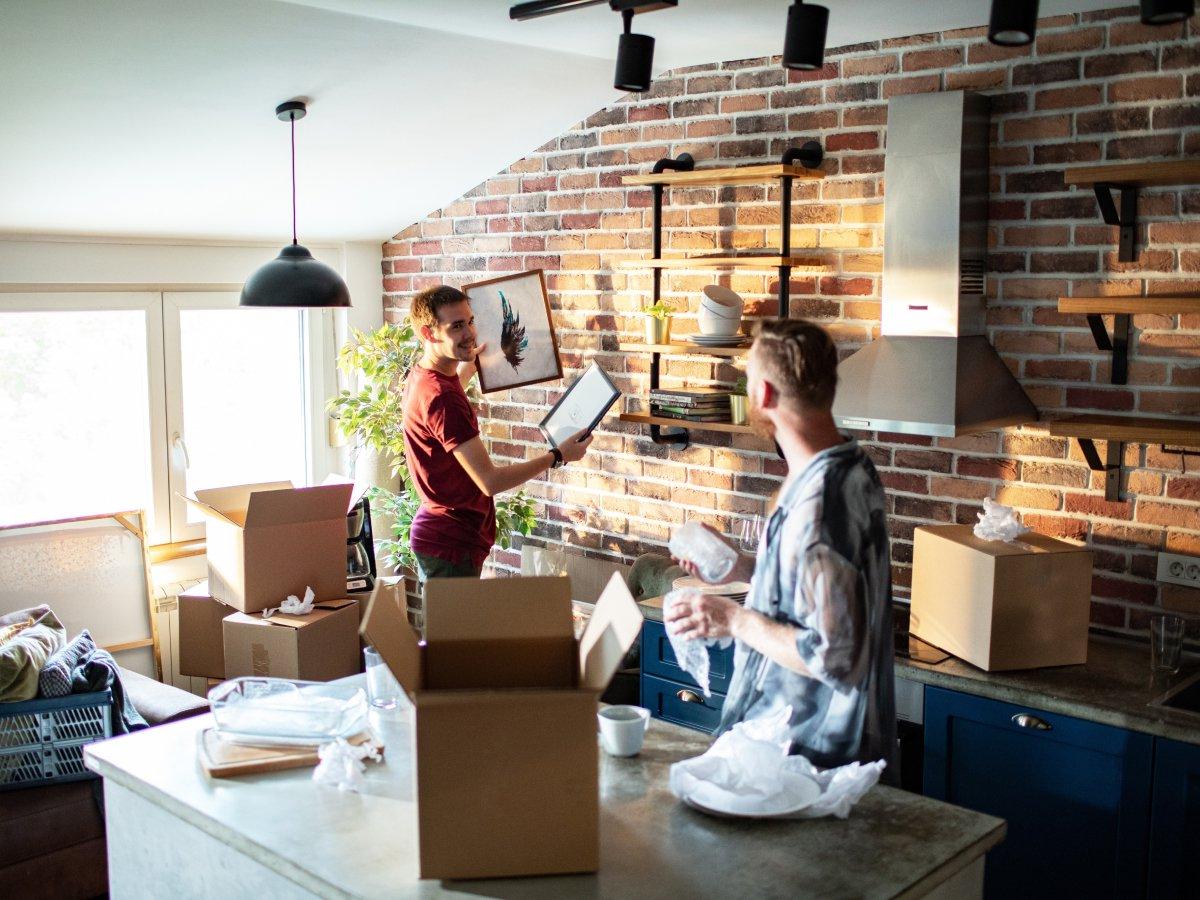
[730,375,749,425]
[642,300,675,345]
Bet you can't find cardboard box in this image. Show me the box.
[910,524,1093,671]
[177,580,232,679]
[185,481,353,614]
[362,572,643,881]
[223,597,360,682]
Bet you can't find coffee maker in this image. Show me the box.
[346,495,377,593]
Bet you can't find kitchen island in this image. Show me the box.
[85,676,1003,899]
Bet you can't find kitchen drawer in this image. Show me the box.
[640,620,735,696]
[641,672,725,734]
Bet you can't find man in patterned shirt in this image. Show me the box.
[668,319,897,773]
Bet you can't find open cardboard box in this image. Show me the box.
[223,596,361,682]
[362,572,643,881]
[177,580,232,680]
[184,480,353,614]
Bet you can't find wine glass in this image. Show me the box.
[736,515,765,554]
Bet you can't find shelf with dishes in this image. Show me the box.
[1064,158,1200,263]
[618,411,755,436]
[617,341,750,358]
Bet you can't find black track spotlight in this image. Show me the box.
[614,9,655,92]
[1140,0,1194,24]
[988,0,1039,47]
[783,1,829,71]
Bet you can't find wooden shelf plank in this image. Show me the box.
[619,412,755,435]
[1058,296,1200,316]
[617,341,750,358]
[622,163,824,188]
[1063,160,1200,188]
[1046,414,1200,447]
[617,254,830,271]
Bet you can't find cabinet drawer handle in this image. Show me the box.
[1011,713,1052,731]
[676,689,704,705]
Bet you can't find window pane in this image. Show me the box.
[0,310,153,526]
[179,308,308,521]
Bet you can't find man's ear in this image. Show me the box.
[758,378,779,409]
[418,323,435,343]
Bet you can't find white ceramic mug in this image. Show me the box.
[598,705,651,757]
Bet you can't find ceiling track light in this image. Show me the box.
[783,1,830,71]
[240,101,351,309]
[988,0,1039,47]
[614,8,655,92]
[1140,0,1194,24]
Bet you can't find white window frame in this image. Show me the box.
[0,290,334,545]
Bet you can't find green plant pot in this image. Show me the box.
[730,394,749,425]
[645,316,672,345]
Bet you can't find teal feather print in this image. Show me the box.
[499,290,529,370]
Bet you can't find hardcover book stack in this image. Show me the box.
[649,387,733,423]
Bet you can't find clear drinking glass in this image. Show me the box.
[1151,614,1186,675]
[363,646,400,710]
[737,515,765,554]
[669,521,737,583]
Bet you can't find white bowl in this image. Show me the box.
[702,284,743,314]
[700,298,741,319]
[698,309,741,336]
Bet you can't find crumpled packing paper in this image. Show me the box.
[669,706,886,819]
[312,737,382,793]
[973,497,1029,543]
[262,586,316,619]
[662,589,732,698]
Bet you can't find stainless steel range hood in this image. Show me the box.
[831,91,1037,437]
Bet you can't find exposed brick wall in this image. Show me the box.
[382,5,1200,637]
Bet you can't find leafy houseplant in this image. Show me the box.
[328,322,538,573]
[730,375,749,425]
[642,300,675,344]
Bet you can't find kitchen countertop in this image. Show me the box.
[634,597,1200,745]
[85,676,1004,899]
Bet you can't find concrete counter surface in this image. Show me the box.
[85,676,1003,899]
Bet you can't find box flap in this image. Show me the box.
[178,579,211,600]
[321,473,370,511]
[579,572,644,691]
[424,577,572,641]
[190,482,295,527]
[919,524,1087,557]
[361,580,423,693]
[243,482,354,528]
[265,596,357,627]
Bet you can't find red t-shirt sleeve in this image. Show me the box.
[427,390,479,451]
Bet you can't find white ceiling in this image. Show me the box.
[0,0,1117,244]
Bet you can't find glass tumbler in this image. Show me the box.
[1151,614,1186,675]
[668,521,737,583]
[363,645,400,710]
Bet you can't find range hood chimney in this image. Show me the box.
[831,91,1037,437]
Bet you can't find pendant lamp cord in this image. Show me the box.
[290,112,298,246]
[623,8,632,34]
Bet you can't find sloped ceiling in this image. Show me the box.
[0,0,1117,242]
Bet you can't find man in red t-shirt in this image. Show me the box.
[403,285,592,580]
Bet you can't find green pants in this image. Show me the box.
[414,552,482,582]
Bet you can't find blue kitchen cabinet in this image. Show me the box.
[1148,737,1200,898]
[923,685,1153,899]
[639,620,734,734]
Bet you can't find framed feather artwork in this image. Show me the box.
[463,269,563,394]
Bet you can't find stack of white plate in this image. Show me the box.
[684,333,750,348]
[672,576,751,604]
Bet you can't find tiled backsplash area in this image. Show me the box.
[381,5,1200,638]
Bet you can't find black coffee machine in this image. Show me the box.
[346,496,377,593]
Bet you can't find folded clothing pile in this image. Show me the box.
[39,629,146,734]
[0,605,65,703]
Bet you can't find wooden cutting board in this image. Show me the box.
[198,728,382,778]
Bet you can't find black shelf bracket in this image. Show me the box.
[1093,182,1138,263]
[1086,313,1131,385]
[1077,437,1124,502]
[777,142,822,321]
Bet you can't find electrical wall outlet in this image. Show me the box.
[1157,552,1200,589]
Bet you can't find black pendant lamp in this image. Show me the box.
[241,100,351,309]
[614,9,655,92]
[1140,0,1194,24]
[988,0,1039,47]
[783,1,829,71]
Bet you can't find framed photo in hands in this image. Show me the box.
[462,269,563,393]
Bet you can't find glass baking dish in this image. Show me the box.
[208,677,368,746]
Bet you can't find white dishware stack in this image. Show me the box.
[696,285,744,339]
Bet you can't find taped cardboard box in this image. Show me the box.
[362,572,643,881]
[177,580,232,680]
[184,481,353,614]
[910,524,1093,671]
[223,597,360,682]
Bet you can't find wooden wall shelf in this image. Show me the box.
[617,254,830,271]
[617,342,750,358]
[619,412,754,436]
[622,162,825,188]
[1058,297,1200,316]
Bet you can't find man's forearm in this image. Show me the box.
[731,607,813,677]
[484,452,555,495]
